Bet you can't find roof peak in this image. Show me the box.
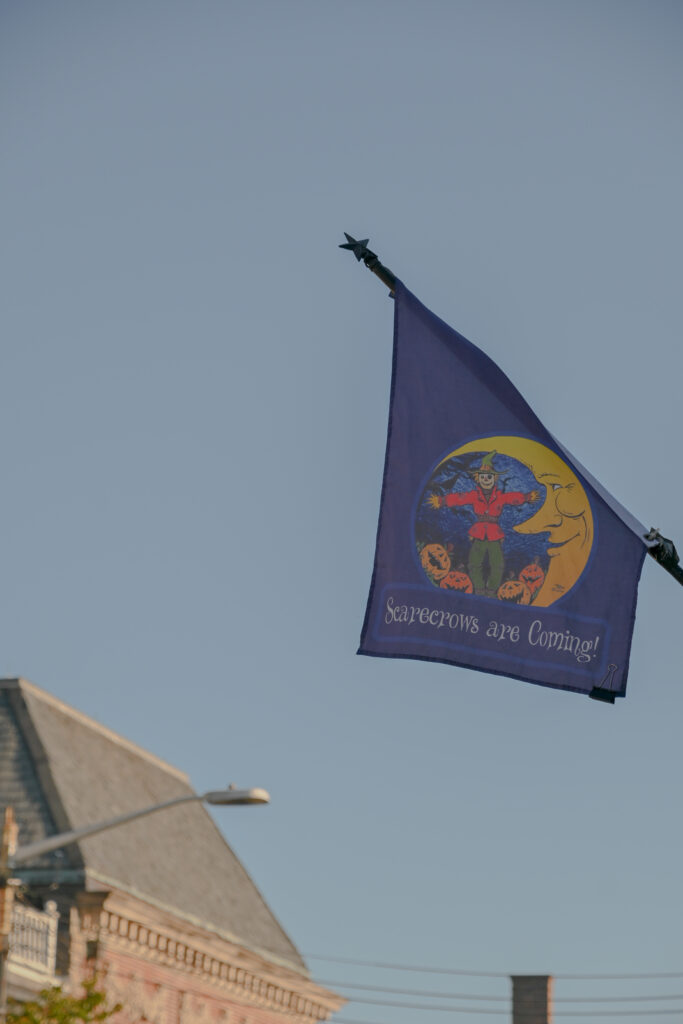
[0,678,189,784]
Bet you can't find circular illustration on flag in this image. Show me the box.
[414,436,594,607]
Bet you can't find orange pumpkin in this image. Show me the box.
[440,569,473,593]
[420,543,451,581]
[519,560,545,595]
[497,579,532,605]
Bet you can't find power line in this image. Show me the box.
[556,972,683,980]
[317,979,508,1000]
[348,996,507,1012]
[334,1010,506,1018]
[334,1011,683,1021]
[558,994,683,1004]
[341,996,683,1016]
[318,977,683,1005]
[306,953,508,978]
[307,952,683,980]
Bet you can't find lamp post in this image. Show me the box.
[0,787,269,1021]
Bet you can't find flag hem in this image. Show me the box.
[358,278,404,645]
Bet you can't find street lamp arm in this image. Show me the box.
[9,787,270,867]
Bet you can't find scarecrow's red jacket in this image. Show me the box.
[440,486,532,541]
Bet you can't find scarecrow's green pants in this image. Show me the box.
[469,539,504,595]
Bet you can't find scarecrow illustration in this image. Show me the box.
[428,451,539,597]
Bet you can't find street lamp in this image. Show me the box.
[0,786,269,1020]
[9,786,270,867]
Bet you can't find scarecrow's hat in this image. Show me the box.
[474,451,500,477]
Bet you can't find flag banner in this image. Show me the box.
[359,282,648,699]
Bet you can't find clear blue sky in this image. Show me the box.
[2,3,682,1022]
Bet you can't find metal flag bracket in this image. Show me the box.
[645,528,683,585]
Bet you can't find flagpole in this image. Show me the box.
[339,232,683,588]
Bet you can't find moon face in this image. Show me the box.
[415,436,594,607]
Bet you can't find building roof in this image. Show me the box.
[0,678,307,974]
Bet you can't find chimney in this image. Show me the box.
[511,975,553,1024]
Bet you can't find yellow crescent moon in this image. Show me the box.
[441,437,593,607]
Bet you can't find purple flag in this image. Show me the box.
[359,283,647,700]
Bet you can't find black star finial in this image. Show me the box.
[339,233,373,261]
[339,232,397,295]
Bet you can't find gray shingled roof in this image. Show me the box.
[0,679,306,973]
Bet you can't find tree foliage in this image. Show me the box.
[7,979,122,1023]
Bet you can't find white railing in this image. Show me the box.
[9,901,59,976]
